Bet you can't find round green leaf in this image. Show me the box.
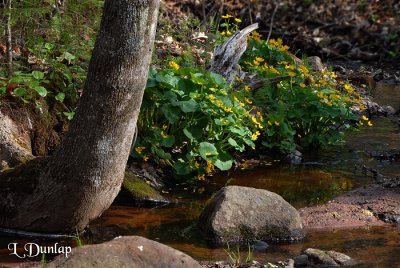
[33,86,47,97]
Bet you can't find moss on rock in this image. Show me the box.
[121,172,169,205]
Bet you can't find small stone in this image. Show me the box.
[294,254,309,267]
[284,258,295,268]
[250,240,269,252]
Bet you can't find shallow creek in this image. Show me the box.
[90,82,400,267]
[0,82,399,266]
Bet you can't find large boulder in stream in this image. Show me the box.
[48,236,201,268]
[198,186,305,245]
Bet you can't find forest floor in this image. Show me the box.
[164,0,400,76]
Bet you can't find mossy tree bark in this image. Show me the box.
[0,0,160,233]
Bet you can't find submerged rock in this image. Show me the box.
[48,236,202,268]
[118,172,169,205]
[198,186,305,245]
[303,248,358,266]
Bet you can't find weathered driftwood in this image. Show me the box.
[209,23,258,83]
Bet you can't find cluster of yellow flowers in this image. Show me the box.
[360,115,373,127]
[169,61,180,70]
[135,146,146,154]
[251,130,261,140]
[248,31,262,42]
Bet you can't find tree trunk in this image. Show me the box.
[0,0,160,233]
[6,0,13,78]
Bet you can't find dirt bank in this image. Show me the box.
[299,183,400,229]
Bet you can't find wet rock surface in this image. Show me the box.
[47,236,202,268]
[303,248,358,267]
[199,186,305,245]
[115,171,169,206]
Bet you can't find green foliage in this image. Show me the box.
[0,0,100,115]
[223,242,253,266]
[132,64,260,183]
[241,36,363,152]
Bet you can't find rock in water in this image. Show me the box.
[303,248,358,266]
[198,186,305,245]
[48,236,202,268]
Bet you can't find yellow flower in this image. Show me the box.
[300,83,306,88]
[226,30,232,36]
[285,64,295,70]
[197,174,205,180]
[234,18,242,23]
[244,85,251,92]
[361,115,369,121]
[194,161,200,169]
[169,61,180,70]
[359,104,366,110]
[162,124,168,130]
[269,66,280,74]
[209,94,216,101]
[161,131,168,139]
[257,111,264,121]
[222,14,233,19]
[245,97,252,104]
[221,31,226,36]
[344,84,354,93]
[223,107,232,112]
[274,121,280,126]
[135,146,146,154]
[359,120,364,126]
[288,71,296,77]
[279,45,289,52]
[143,156,149,162]
[249,31,262,42]
[252,131,261,140]
[368,121,373,127]
[206,160,214,174]
[331,72,337,79]
[267,120,272,126]
[255,57,264,62]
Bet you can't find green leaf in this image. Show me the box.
[55,92,65,102]
[14,88,26,97]
[161,104,180,124]
[63,111,75,120]
[32,70,44,80]
[156,74,179,88]
[199,142,218,160]
[177,100,198,113]
[174,160,191,175]
[0,87,6,95]
[228,138,238,147]
[154,148,171,160]
[183,128,195,141]
[214,159,233,171]
[33,86,47,97]
[161,135,175,148]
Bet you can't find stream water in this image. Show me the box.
[0,82,399,266]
